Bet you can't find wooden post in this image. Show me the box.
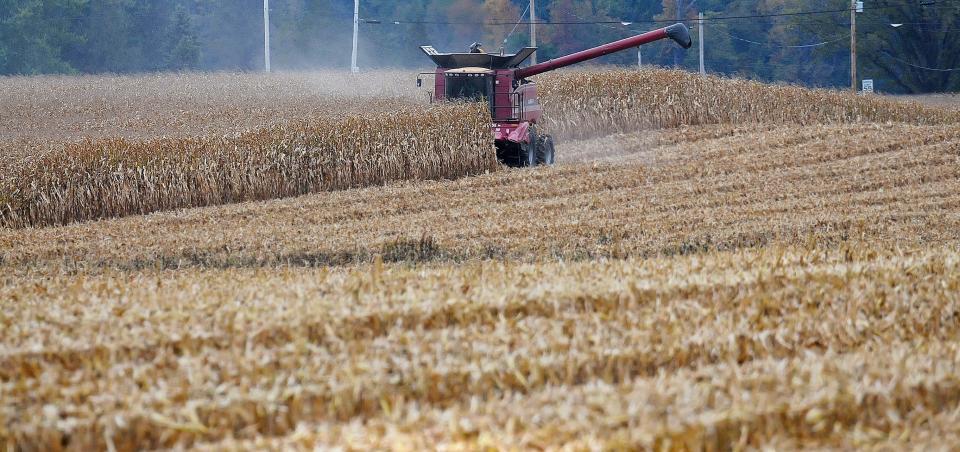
[699,12,705,75]
[351,0,360,73]
[263,0,270,72]
[851,0,857,92]
[530,0,537,65]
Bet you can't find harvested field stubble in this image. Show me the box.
[0,103,495,228]
[3,244,960,450]
[538,68,960,139]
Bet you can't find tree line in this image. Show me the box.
[1,0,957,93]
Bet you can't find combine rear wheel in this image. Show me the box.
[537,135,556,165]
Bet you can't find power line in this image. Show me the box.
[359,0,958,27]
[716,29,851,48]
[502,2,531,46]
[553,6,646,37]
[882,51,960,71]
[537,1,955,72]
[37,0,960,27]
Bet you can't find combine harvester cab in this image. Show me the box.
[418,23,692,167]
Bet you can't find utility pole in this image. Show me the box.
[263,0,271,72]
[850,0,857,92]
[530,0,537,65]
[351,0,360,73]
[698,12,705,75]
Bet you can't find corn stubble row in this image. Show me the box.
[2,244,960,450]
[3,123,960,450]
[538,68,960,139]
[205,341,960,451]
[0,103,494,228]
[204,342,960,451]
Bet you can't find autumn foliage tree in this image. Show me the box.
[481,0,520,53]
[2,0,958,93]
[445,0,482,49]
[655,0,698,67]
[544,0,629,59]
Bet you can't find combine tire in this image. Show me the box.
[525,127,539,167]
[494,126,554,168]
[536,135,556,165]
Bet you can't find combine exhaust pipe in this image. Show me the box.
[514,23,692,79]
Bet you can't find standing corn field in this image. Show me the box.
[0,103,494,228]
[538,68,960,139]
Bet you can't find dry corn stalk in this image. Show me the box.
[0,103,494,228]
[538,68,960,139]
[0,70,420,142]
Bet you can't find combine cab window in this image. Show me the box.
[445,73,493,102]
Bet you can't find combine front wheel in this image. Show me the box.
[494,126,554,168]
[525,127,539,167]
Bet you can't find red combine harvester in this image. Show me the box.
[418,23,692,167]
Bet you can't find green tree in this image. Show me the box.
[858,1,960,93]
[191,0,263,70]
[761,0,960,93]
[545,0,610,57]
[2,0,951,94]
[125,0,177,72]
[166,5,200,70]
[0,0,87,74]
[65,0,140,73]
[655,0,698,67]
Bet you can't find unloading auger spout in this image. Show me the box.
[515,23,693,79]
